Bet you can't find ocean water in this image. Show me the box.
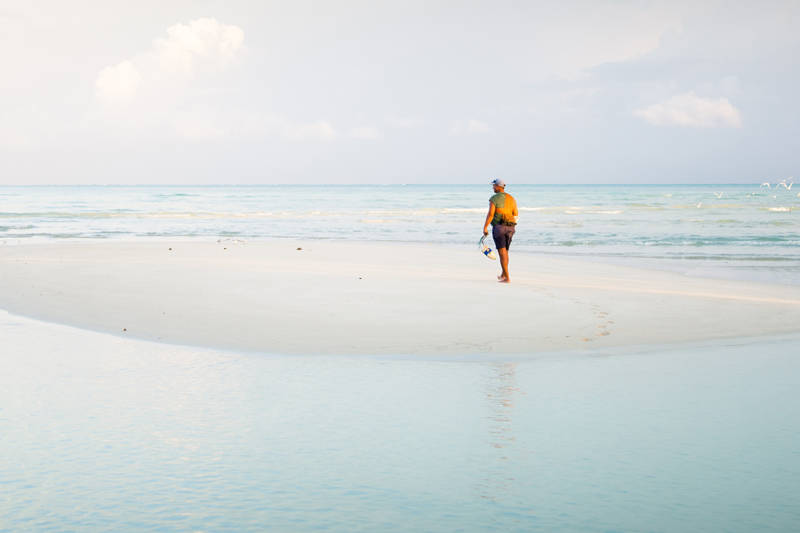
[3,185,799,531]
[2,184,799,283]
[1,310,799,532]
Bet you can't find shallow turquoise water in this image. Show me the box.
[2,184,799,283]
[1,311,798,532]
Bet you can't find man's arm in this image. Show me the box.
[483,202,495,235]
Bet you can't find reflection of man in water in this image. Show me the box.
[482,361,519,502]
[482,178,518,283]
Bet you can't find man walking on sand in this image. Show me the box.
[483,178,518,283]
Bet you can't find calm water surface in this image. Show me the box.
[1,311,798,532]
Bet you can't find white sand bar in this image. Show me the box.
[2,240,799,355]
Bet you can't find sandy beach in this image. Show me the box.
[2,240,799,356]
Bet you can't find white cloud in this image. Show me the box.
[450,119,491,135]
[533,3,682,79]
[95,60,141,104]
[350,126,382,140]
[281,121,336,142]
[154,18,244,75]
[94,18,244,105]
[634,92,742,128]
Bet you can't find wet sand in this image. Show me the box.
[1,240,799,355]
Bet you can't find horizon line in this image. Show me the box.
[0,182,776,187]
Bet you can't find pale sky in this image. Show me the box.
[1,1,798,184]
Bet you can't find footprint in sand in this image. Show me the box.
[591,305,613,338]
[566,299,614,340]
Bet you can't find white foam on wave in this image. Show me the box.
[441,208,485,214]
[522,207,622,215]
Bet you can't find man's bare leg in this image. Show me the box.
[497,247,510,282]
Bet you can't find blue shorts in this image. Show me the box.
[492,224,515,250]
